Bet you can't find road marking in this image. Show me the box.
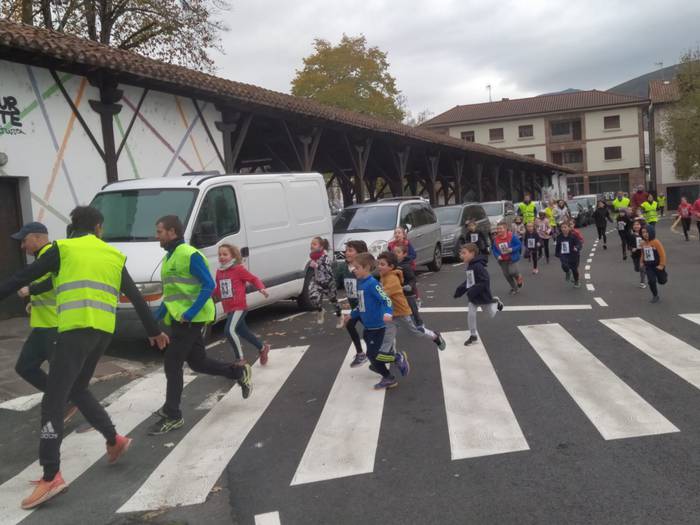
[586,284,595,291]
[594,297,608,307]
[343,305,593,315]
[420,272,434,277]
[119,347,307,512]
[585,265,591,270]
[587,258,593,263]
[205,338,225,349]
[584,273,591,280]
[600,318,700,390]
[452,263,463,267]
[255,512,282,525]
[0,392,43,412]
[519,324,678,440]
[291,344,385,485]
[195,388,226,410]
[439,331,529,459]
[0,371,194,525]
[680,313,700,327]
[277,311,308,322]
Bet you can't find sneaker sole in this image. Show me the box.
[21,482,68,509]
[108,437,132,465]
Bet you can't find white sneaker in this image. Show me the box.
[316,309,325,324]
[639,282,647,289]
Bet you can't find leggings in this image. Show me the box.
[539,238,550,260]
[346,316,363,354]
[618,231,628,256]
[646,266,659,297]
[225,310,263,360]
[561,259,580,282]
[681,218,691,240]
[498,260,520,290]
[380,316,436,354]
[596,225,607,244]
[364,328,391,379]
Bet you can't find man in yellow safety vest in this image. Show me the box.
[518,193,538,224]
[0,206,169,510]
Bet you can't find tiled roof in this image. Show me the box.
[649,79,680,104]
[0,20,572,173]
[422,90,648,127]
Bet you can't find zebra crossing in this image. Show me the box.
[0,313,699,523]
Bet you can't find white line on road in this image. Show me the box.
[586,284,595,291]
[680,313,700,327]
[205,338,225,349]
[585,265,591,270]
[291,344,385,485]
[587,258,593,263]
[0,371,194,525]
[255,512,282,525]
[420,272,434,277]
[519,324,678,440]
[277,311,309,322]
[584,273,591,280]
[120,347,308,512]
[601,318,700,390]
[343,305,593,315]
[594,297,609,307]
[0,392,43,412]
[452,263,463,267]
[439,331,529,459]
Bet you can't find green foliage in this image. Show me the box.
[291,34,405,122]
[660,48,700,180]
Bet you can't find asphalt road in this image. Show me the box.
[1,216,699,525]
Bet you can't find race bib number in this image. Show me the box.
[470,233,479,243]
[527,238,536,249]
[643,247,654,260]
[617,221,626,231]
[636,237,642,249]
[498,242,509,252]
[560,241,570,254]
[681,208,690,217]
[357,290,365,312]
[466,270,475,288]
[219,279,234,299]
[344,278,358,298]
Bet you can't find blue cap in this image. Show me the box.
[11,222,48,240]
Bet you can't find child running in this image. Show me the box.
[555,222,582,288]
[628,220,647,288]
[615,208,632,260]
[491,221,524,295]
[677,197,693,241]
[393,244,423,329]
[592,200,612,249]
[308,236,339,324]
[214,244,270,395]
[535,211,552,263]
[465,220,490,255]
[454,243,504,346]
[388,227,417,269]
[336,240,369,367]
[640,227,667,303]
[511,216,525,238]
[342,253,401,390]
[523,221,541,274]
[377,251,446,356]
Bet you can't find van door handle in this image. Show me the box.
[241,247,250,258]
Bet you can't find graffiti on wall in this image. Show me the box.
[0,96,24,134]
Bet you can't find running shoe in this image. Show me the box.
[259,343,270,366]
[396,351,410,377]
[350,352,368,367]
[148,416,184,435]
[63,404,78,424]
[603,245,607,250]
[106,434,132,464]
[532,268,539,274]
[237,363,253,399]
[639,282,647,289]
[495,298,504,311]
[21,472,67,509]
[573,281,581,288]
[651,296,660,303]
[464,335,478,346]
[316,308,325,325]
[374,377,398,390]
[509,289,518,296]
[516,275,524,288]
[434,331,446,351]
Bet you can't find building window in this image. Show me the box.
[489,128,504,141]
[604,115,620,130]
[552,150,583,165]
[604,146,622,160]
[551,121,570,136]
[589,174,629,195]
[518,125,534,138]
[550,119,582,141]
[566,176,584,197]
[461,131,475,142]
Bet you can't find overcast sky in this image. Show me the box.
[213,0,700,118]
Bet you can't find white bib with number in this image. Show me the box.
[617,221,626,231]
[219,279,234,299]
[635,237,642,249]
[643,246,654,260]
[466,270,475,288]
[560,241,570,254]
[470,233,479,243]
[344,278,358,299]
[498,242,509,252]
[527,238,536,249]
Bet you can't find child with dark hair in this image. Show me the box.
[628,220,647,288]
[392,244,422,328]
[640,227,667,303]
[593,200,612,249]
[523,221,541,274]
[335,240,369,367]
[308,236,339,324]
[535,211,552,263]
[555,222,582,288]
[465,221,490,256]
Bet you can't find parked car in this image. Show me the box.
[333,197,442,271]
[435,203,491,260]
[91,171,333,336]
[572,194,601,222]
[481,200,516,232]
[566,199,590,227]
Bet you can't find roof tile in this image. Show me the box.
[649,79,680,104]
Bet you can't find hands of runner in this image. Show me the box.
[17,286,29,298]
[383,314,393,323]
[149,332,170,350]
[260,288,270,298]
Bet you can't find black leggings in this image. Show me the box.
[561,259,580,282]
[346,316,363,354]
[681,218,691,240]
[596,225,607,244]
[618,231,628,256]
[539,238,550,260]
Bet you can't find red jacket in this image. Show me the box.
[693,199,700,218]
[679,202,693,218]
[214,264,265,313]
[631,191,649,210]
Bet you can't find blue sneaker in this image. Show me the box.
[374,377,398,390]
[396,351,410,377]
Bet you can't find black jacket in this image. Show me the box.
[397,259,417,296]
[593,207,612,227]
[454,254,494,305]
[466,230,490,255]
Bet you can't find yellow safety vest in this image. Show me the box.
[29,244,58,329]
[54,235,125,334]
[641,201,658,224]
[519,202,537,224]
[545,207,556,227]
[161,243,215,325]
[612,197,630,211]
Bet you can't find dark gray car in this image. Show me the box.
[435,203,491,260]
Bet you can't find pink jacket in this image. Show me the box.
[214,264,265,313]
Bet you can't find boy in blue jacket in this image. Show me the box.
[555,222,582,288]
[454,244,504,346]
[343,252,404,390]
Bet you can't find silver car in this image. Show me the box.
[481,200,516,233]
[333,198,443,271]
[435,203,491,259]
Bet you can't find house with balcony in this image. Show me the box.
[422,90,648,196]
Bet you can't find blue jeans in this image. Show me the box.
[224,311,263,360]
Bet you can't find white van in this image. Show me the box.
[90,172,332,336]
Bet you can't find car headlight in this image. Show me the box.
[369,240,388,256]
[443,233,456,242]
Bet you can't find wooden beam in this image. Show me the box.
[231,113,253,172]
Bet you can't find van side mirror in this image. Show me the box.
[192,221,218,248]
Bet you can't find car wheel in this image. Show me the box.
[427,244,442,272]
[296,268,315,311]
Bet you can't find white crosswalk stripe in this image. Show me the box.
[679,313,700,327]
[519,323,678,440]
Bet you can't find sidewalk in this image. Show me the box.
[0,316,142,403]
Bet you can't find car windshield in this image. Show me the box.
[435,207,461,225]
[481,203,504,216]
[566,200,581,210]
[91,189,197,241]
[333,205,397,233]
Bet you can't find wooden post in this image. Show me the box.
[426,154,440,205]
[507,168,515,201]
[452,157,464,204]
[88,75,122,184]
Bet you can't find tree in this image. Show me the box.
[659,48,700,180]
[291,34,405,122]
[403,107,434,127]
[1,0,230,72]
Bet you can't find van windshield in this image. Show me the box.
[435,207,461,225]
[481,203,504,216]
[334,206,397,233]
[91,189,197,241]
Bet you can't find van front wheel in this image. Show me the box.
[427,244,442,272]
